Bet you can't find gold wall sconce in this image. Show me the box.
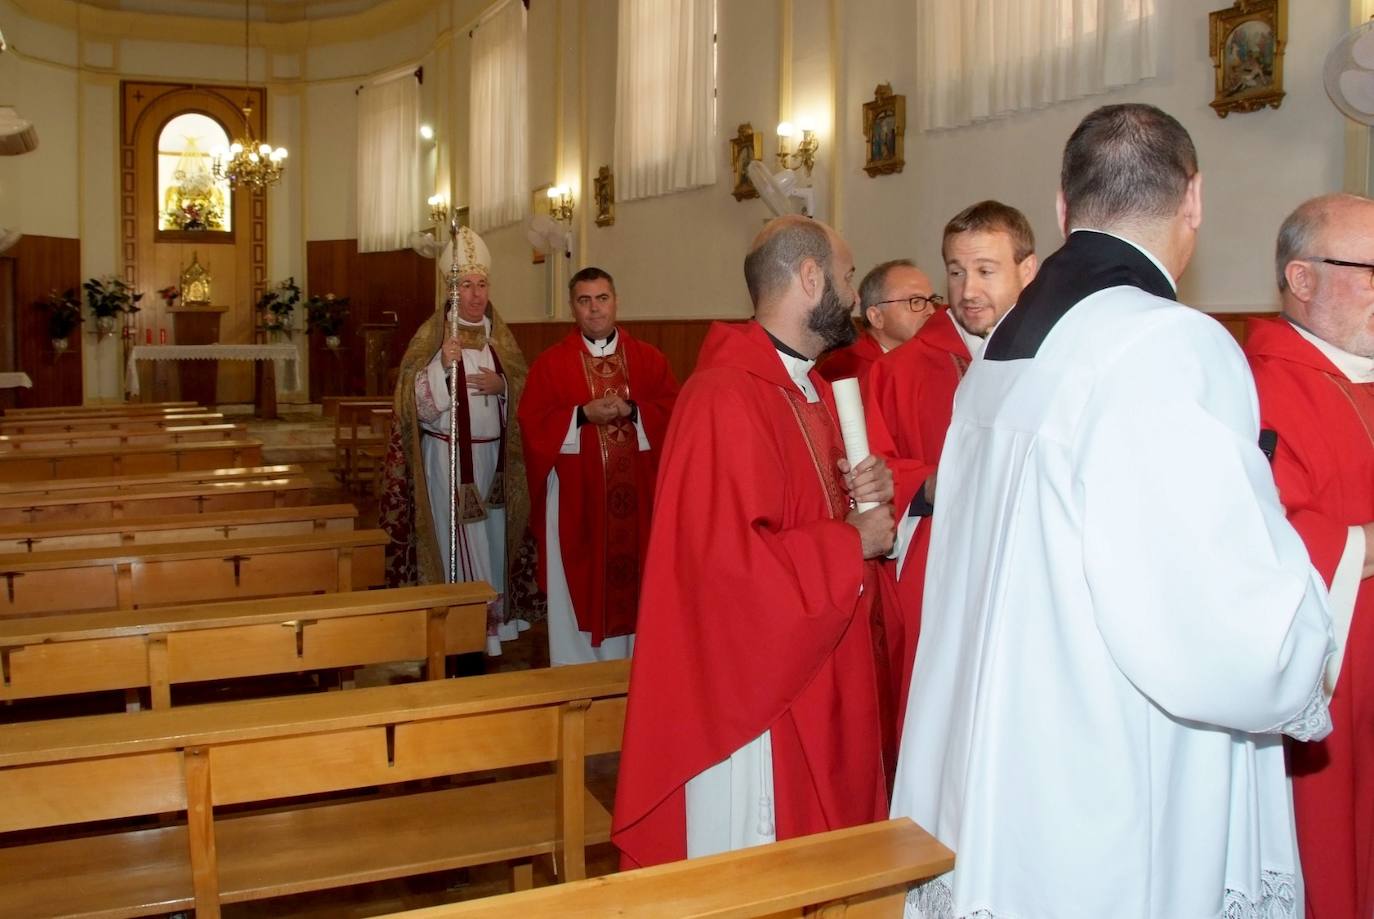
[547,185,574,222]
[776,118,820,175]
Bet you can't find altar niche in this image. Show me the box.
[122,82,269,404]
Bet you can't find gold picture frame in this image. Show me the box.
[863,84,905,177]
[594,165,615,227]
[729,123,763,202]
[1209,0,1286,117]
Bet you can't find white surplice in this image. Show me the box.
[416,315,511,656]
[892,276,1334,918]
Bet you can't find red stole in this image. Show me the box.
[579,348,642,640]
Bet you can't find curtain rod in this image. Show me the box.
[355,65,422,95]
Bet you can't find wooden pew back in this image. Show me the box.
[0,476,312,525]
[0,659,628,918]
[0,582,492,707]
[0,528,387,616]
[0,412,224,434]
[0,439,264,481]
[0,423,247,452]
[1,400,200,418]
[379,819,955,919]
[0,464,303,497]
[0,502,358,553]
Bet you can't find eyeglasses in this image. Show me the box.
[873,293,944,312]
[1307,257,1374,288]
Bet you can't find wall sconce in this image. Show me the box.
[547,185,574,222]
[776,118,820,175]
[428,194,448,225]
[419,124,434,141]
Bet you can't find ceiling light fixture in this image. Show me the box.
[211,0,287,190]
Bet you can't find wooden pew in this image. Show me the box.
[0,412,224,434]
[0,423,248,452]
[381,819,956,919]
[0,503,359,553]
[0,528,387,616]
[0,659,628,918]
[0,476,312,525]
[0,438,264,481]
[0,582,492,708]
[0,464,303,497]
[1,400,200,417]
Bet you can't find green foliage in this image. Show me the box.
[305,293,351,337]
[83,276,144,319]
[35,288,83,339]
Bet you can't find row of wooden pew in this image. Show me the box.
[0,399,953,917]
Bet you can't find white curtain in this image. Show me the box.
[470,0,528,233]
[614,0,716,202]
[356,73,420,253]
[917,0,1158,131]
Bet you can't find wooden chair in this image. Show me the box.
[332,398,391,491]
[0,659,628,918]
[0,582,493,708]
[0,412,224,435]
[378,819,955,919]
[0,423,248,452]
[0,528,388,617]
[0,464,304,497]
[0,502,359,553]
[0,439,264,481]
[0,476,312,525]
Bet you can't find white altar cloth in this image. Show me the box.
[0,372,33,389]
[126,344,299,396]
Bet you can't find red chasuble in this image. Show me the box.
[518,329,677,646]
[611,320,887,869]
[864,308,971,725]
[817,331,884,388]
[1246,317,1374,919]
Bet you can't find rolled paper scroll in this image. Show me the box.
[830,377,877,513]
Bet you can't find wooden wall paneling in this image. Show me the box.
[7,236,84,408]
[122,82,269,404]
[508,319,715,384]
[305,241,435,400]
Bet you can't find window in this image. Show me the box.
[157,112,232,233]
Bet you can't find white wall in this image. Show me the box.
[0,0,1362,396]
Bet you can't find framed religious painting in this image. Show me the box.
[863,83,905,177]
[594,165,615,227]
[1209,0,1287,117]
[729,123,762,202]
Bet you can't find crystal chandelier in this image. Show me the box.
[211,0,287,190]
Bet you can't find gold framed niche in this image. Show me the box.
[155,110,236,242]
[730,124,763,202]
[1209,0,1287,117]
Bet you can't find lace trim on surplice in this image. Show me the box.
[904,870,1298,919]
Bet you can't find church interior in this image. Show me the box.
[0,0,1368,915]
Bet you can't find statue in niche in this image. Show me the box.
[161,136,227,231]
[180,253,212,306]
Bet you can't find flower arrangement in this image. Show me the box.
[305,293,350,338]
[34,288,83,340]
[157,286,180,309]
[162,198,224,231]
[83,276,144,319]
[257,277,302,333]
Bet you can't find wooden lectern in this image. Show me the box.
[168,306,226,406]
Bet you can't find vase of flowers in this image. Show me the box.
[306,293,350,349]
[83,276,143,339]
[157,286,180,309]
[257,277,301,342]
[35,288,82,352]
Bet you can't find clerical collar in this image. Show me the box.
[764,329,809,360]
[582,328,619,357]
[454,314,488,330]
[1288,320,1374,383]
[1069,227,1177,293]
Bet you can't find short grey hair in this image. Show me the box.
[1275,194,1370,292]
[858,259,916,325]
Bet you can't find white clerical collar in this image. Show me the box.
[1069,227,1178,293]
[582,328,619,357]
[777,349,816,392]
[952,315,987,359]
[1289,320,1374,383]
[455,314,489,332]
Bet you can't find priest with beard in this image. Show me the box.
[613,215,896,868]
